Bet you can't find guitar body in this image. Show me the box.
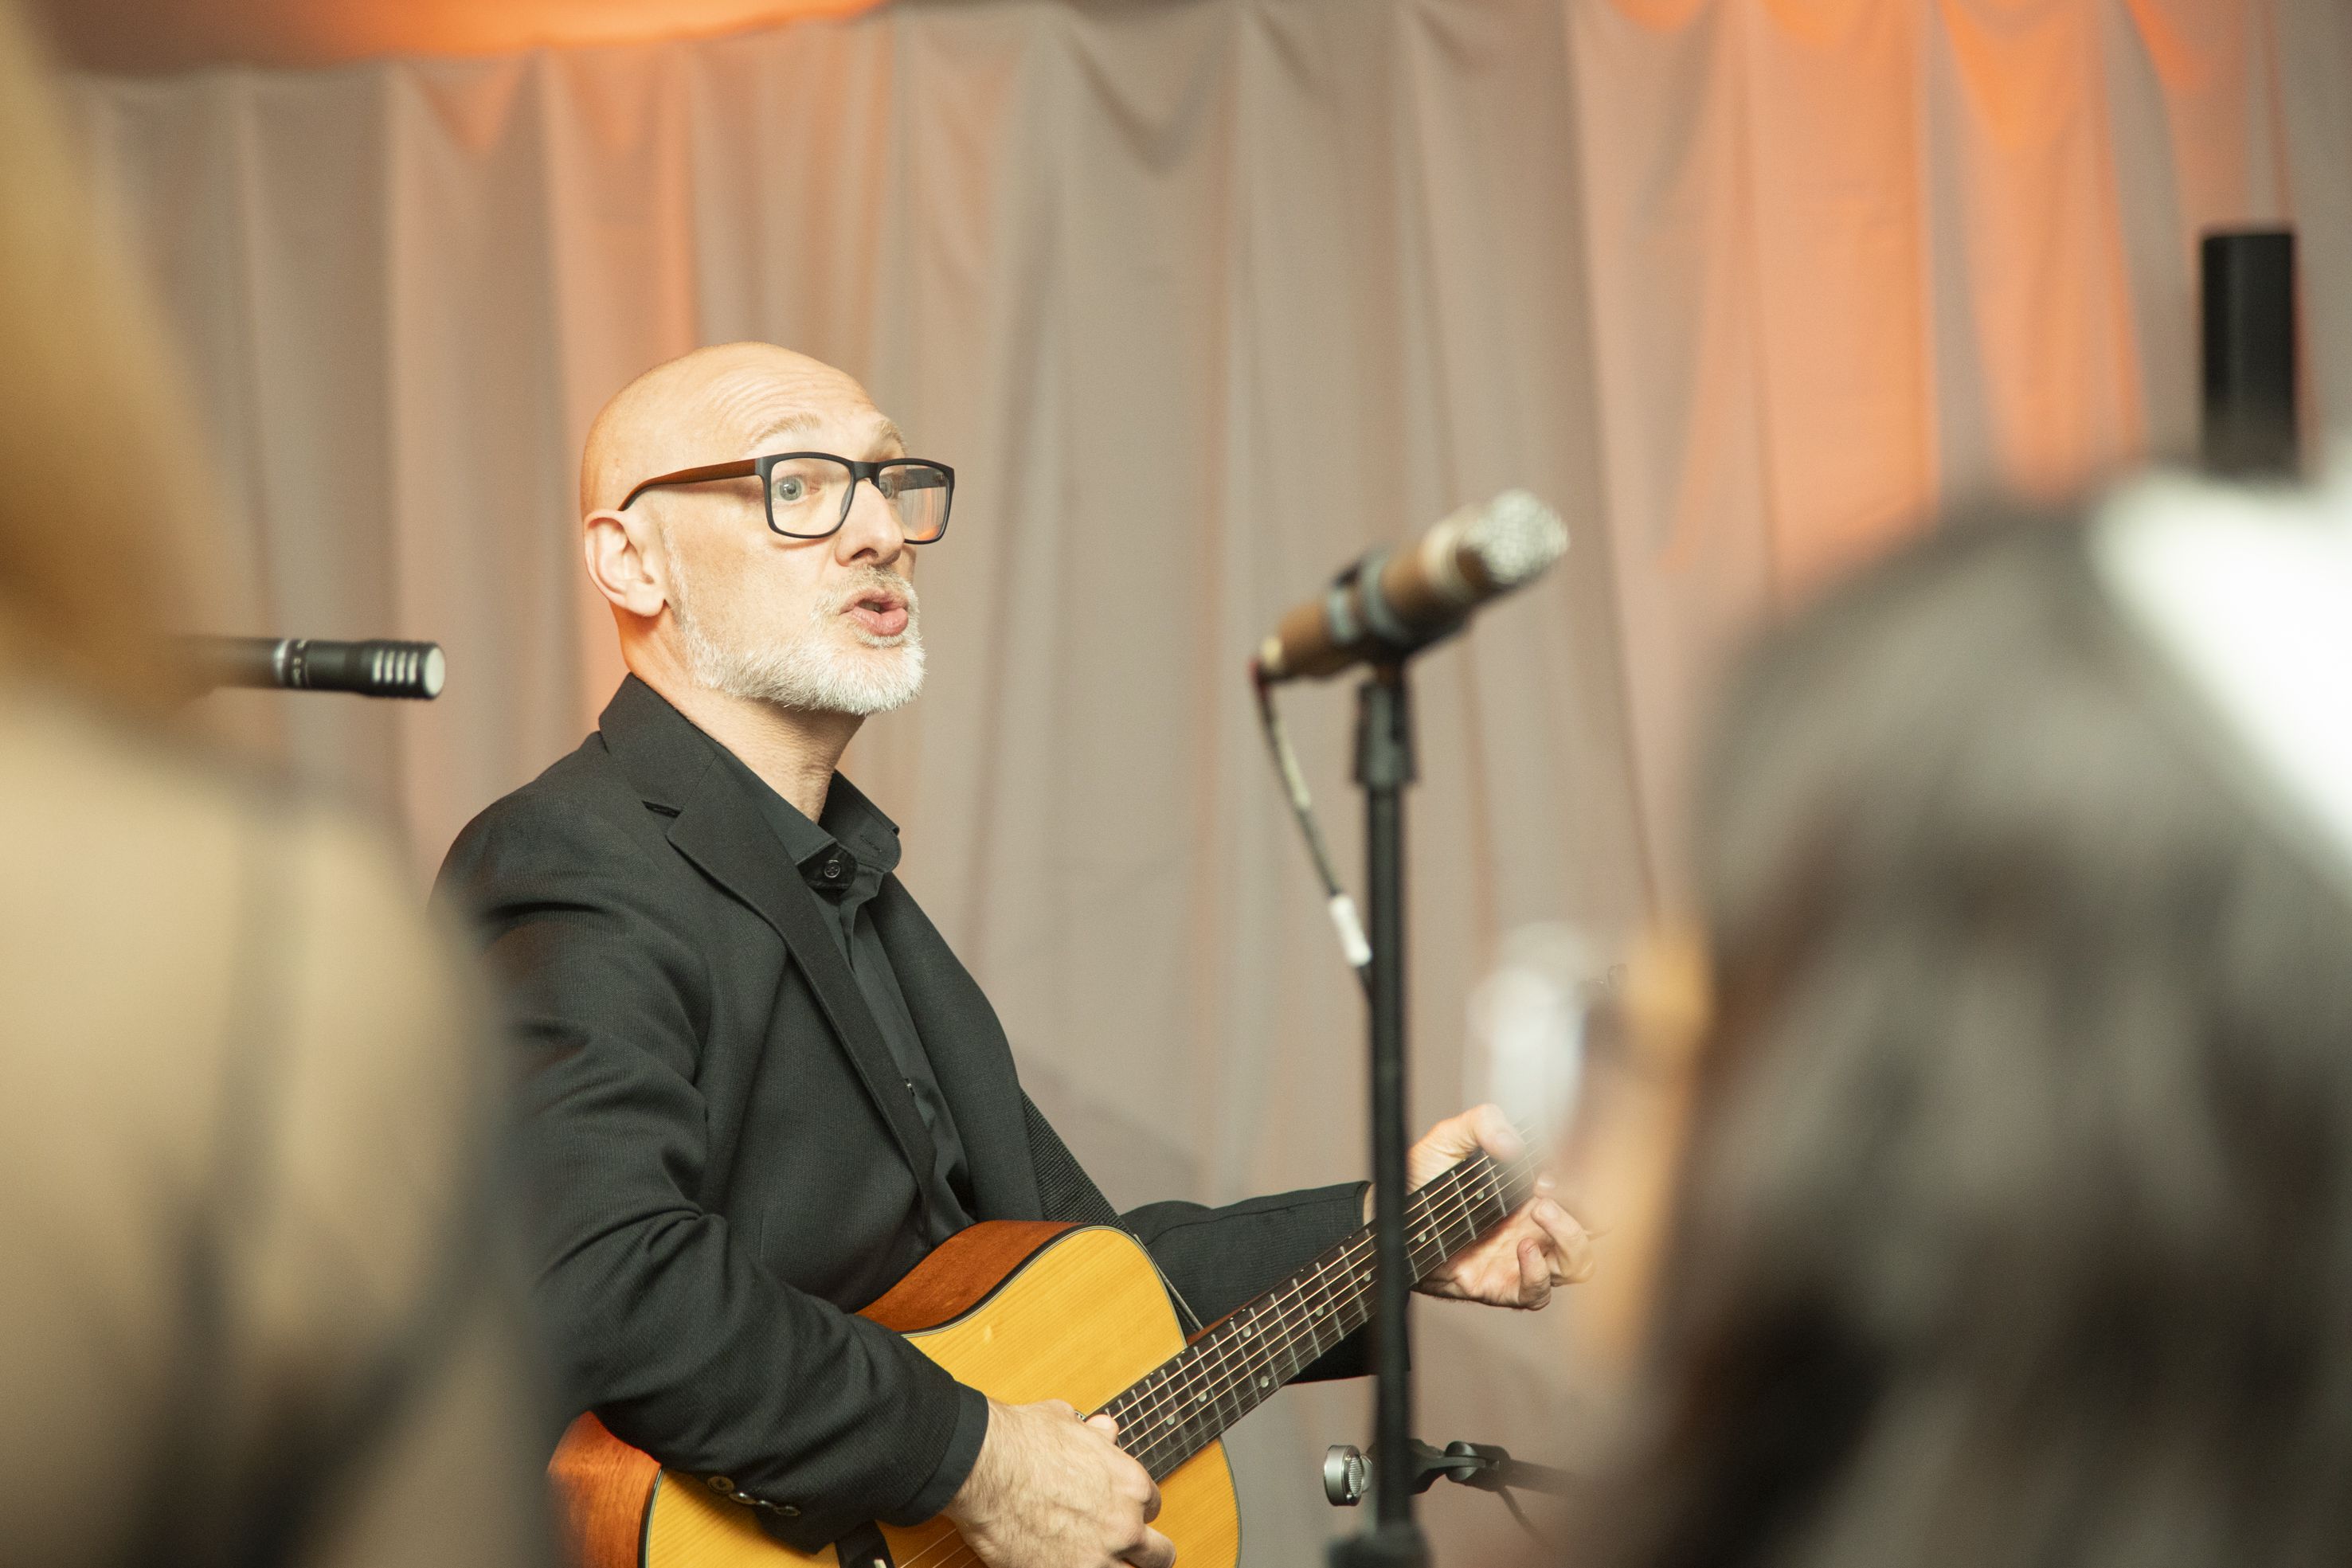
[550,1222,1240,1568]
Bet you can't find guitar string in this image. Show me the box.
[1112,1151,1536,1480]
[1109,1159,1509,1472]
[1114,1151,1537,1477]
[1121,1147,1536,1440]
[1113,1152,1532,1472]
[883,1152,1540,1568]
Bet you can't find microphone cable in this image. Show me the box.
[1250,663,1373,995]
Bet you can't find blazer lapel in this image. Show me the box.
[599,678,941,1210]
[869,878,1040,1222]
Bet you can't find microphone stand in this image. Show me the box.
[1332,660,1427,1568]
[1253,501,1567,1566]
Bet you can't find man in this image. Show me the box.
[438,342,1591,1568]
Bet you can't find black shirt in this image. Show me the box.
[707,743,977,1243]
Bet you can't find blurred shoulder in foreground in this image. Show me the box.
[0,677,552,1568]
[0,0,551,1560]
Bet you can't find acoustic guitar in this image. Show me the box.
[550,1147,1536,1568]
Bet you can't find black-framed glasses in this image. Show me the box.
[618,452,954,543]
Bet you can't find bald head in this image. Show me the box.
[576,340,928,743]
[580,342,899,517]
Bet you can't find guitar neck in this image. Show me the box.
[1093,1147,1538,1480]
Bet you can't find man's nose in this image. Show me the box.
[835,475,904,567]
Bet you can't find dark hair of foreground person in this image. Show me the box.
[1592,505,2352,1568]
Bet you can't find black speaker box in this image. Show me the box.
[2201,229,2299,478]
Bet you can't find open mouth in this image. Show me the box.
[844,587,910,639]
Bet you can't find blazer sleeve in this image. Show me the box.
[436,799,988,1550]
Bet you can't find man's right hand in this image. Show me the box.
[944,1398,1174,1568]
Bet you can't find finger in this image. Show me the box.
[1531,1198,1595,1283]
[1122,1526,1178,1568]
[1413,1107,1486,1163]
[1518,1236,1553,1309]
[1140,1475,1164,1523]
[1044,1400,1078,1421]
[1471,1103,1525,1162]
[1086,1413,1121,1442]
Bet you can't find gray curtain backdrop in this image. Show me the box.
[63,0,2352,1559]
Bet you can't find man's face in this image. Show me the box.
[652,372,926,717]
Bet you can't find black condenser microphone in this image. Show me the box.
[190,636,446,699]
[1253,490,1568,683]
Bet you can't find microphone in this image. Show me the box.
[190,636,447,699]
[1253,491,1568,683]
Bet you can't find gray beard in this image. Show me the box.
[667,544,926,717]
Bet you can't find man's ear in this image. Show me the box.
[585,506,669,620]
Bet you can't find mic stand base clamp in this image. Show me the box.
[1325,1440,1577,1507]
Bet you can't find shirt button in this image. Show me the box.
[822,859,843,879]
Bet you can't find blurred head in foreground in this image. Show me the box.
[0,8,548,1565]
[1583,476,2352,1568]
[0,22,210,706]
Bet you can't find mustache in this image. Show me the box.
[824,567,918,616]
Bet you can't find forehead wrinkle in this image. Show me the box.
[700,365,871,444]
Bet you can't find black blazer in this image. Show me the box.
[436,677,1368,1550]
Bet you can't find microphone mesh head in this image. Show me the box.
[1465,490,1568,588]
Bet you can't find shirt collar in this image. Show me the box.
[704,736,902,891]
[818,773,903,882]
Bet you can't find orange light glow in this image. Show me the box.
[39,0,886,74]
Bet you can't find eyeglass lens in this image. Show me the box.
[766,457,950,542]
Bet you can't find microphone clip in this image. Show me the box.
[1329,552,1466,667]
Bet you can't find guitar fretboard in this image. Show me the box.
[1093,1148,1536,1480]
